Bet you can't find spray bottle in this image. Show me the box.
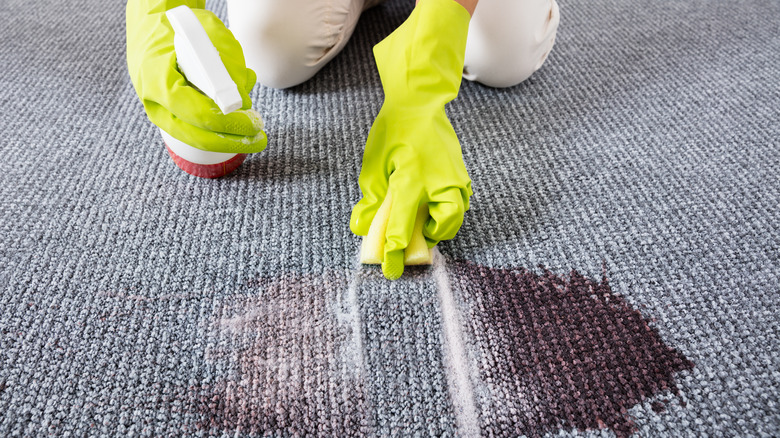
[161,5,249,178]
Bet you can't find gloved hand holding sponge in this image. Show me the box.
[126,0,267,177]
[351,0,473,280]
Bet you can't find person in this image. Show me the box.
[126,0,560,280]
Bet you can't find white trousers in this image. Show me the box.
[227,0,560,89]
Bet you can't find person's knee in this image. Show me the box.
[463,0,560,88]
[227,0,362,89]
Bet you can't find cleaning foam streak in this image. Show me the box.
[432,249,481,437]
[335,253,367,378]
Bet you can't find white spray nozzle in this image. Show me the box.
[165,5,242,115]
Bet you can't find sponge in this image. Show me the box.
[360,190,433,266]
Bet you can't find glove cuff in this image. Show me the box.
[372,0,471,108]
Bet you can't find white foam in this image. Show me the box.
[433,248,481,437]
[335,252,367,378]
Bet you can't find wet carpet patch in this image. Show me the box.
[192,272,371,436]
[183,261,694,437]
[450,260,694,438]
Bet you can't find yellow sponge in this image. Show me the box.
[360,191,433,265]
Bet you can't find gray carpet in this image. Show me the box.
[2,0,779,436]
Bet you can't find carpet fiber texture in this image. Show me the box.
[1,0,779,436]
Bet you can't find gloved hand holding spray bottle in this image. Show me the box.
[127,0,266,178]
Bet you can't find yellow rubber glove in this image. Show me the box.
[350,0,473,280]
[126,0,267,153]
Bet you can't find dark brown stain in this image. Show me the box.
[651,401,668,414]
[450,260,694,438]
